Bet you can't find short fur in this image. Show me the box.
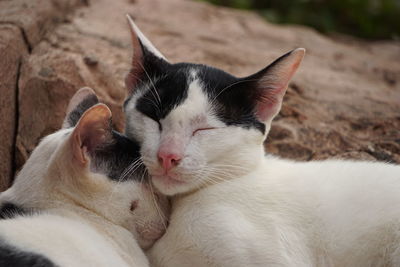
[124,17,400,267]
[0,88,169,267]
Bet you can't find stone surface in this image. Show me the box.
[0,0,83,48]
[0,25,28,191]
[1,0,400,190]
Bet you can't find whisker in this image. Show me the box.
[106,158,144,203]
[137,61,162,108]
[146,171,169,230]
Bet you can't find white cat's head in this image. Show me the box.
[123,16,305,196]
[0,87,169,249]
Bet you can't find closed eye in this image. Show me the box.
[192,127,216,136]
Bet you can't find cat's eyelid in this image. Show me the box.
[192,127,217,136]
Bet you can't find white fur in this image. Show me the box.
[149,156,400,266]
[0,122,167,265]
[0,214,147,267]
[126,74,400,266]
[122,39,400,265]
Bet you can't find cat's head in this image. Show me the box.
[0,87,169,249]
[123,16,305,196]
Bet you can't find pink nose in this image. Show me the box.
[157,151,181,172]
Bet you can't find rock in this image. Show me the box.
[83,55,99,66]
[0,0,82,48]
[1,0,400,189]
[312,151,377,161]
[0,25,28,191]
[265,142,313,161]
[15,42,125,171]
[267,123,295,142]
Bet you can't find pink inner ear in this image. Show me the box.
[79,122,108,152]
[125,53,144,92]
[71,104,112,166]
[125,27,144,93]
[72,132,87,165]
[256,97,280,122]
[255,50,304,122]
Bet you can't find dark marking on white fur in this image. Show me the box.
[65,93,148,183]
[0,202,29,220]
[125,48,298,135]
[125,61,266,133]
[91,130,147,182]
[0,239,56,267]
[66,94,99,127]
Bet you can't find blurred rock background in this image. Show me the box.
[0,0,399,191]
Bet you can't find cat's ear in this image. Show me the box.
[70,104,112,166]
[63,87,99,128]
[125,14,168,93]
[247,48,305,123]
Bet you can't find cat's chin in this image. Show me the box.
[136,221,167,250]
[151,174,193,196]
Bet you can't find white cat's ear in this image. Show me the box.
[63,87,99,128]
[70,104,112,166]
[249,48,305,123]
[125,15,168,93]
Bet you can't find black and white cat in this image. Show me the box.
[123,16,400,267]
[0,87,169,267]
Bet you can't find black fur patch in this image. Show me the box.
[66,94,99,127]
[91,130,147,182]
[0,240,56,267]
[64,91,146,182]
[0,203,28,220]
[133,63,194,122]
[125,46,298,135]
[126,60,266,133]
[197,65,266,134]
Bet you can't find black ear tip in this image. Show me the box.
[63,87,100,128]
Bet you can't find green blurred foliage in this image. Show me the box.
[201,0,400,40]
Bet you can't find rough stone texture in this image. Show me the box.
[1,0,399,190]
[0,0,84,48]
[0,25,28,191]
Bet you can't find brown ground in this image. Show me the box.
[1,0,399,191]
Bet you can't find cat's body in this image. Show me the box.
[123,17,400,267]
[0,210,147,267]
[0,88,169,267]
[150,157,400,267]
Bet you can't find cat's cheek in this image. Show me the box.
[140,127,162,166]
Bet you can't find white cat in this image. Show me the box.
[123,16,400,267]
[0,87,169,267]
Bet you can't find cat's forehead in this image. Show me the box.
[129,64,237,122]
[30,127,145,182]
[164,76,209,124]
[37,128,72,152]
